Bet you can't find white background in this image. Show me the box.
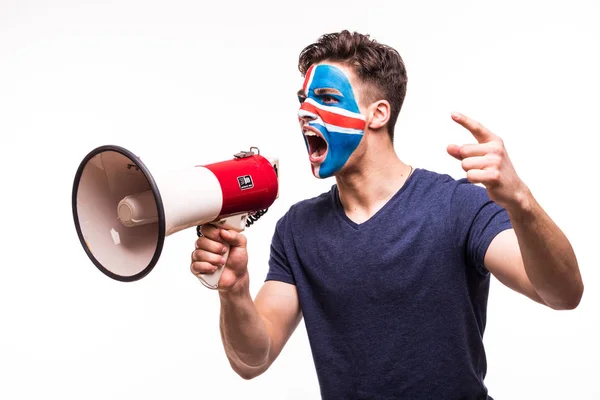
[1,0,599,399]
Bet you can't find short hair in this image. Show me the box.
[298,30,408,142]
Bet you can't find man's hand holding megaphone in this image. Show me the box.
[191,225,249,292]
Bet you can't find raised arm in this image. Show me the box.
[191,225,302,379]
[448,112,583,310]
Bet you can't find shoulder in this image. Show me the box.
[274,186,335,230]
[412,168,455,186]
[290,187,334,215]
[414,168,486,193]
[410,168,467,197]
[408,168,493,214]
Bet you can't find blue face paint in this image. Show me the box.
[298,64,366,178]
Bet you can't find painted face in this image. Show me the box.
[298,64,366,178]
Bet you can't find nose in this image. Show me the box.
[298,107,318,122]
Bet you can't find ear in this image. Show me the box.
[367,100,391,130]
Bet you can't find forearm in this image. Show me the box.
[219,277,272,379]
[507,189,583,309]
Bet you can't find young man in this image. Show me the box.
[190,30,583,399]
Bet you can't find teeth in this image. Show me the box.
[312,151,319,157]
[304,131,317,137]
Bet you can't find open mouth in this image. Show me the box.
[304,129,328,162]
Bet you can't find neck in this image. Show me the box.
[335,141,412,224]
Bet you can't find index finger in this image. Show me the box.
[199,224,223,241]
[451,112,496,143]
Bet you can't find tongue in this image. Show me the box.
[310,139,326,157]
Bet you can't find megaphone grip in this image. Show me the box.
[195,215,247,290]
[197,244,230,289]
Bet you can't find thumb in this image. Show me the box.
[220,229,247,248]
[446,144,463,161]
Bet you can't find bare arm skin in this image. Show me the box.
[448,113,583,310]
[191,225,302,379]
[219,280,301,379]
[485,197,583,310]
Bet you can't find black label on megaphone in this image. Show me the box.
[237,175,254,190]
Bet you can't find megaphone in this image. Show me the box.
[72,145,279,288]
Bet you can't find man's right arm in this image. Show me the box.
[191,225,301,380]
[219,279,301,379]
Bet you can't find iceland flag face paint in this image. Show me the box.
[298,64,367,179]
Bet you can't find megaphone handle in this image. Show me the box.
[197,245,230,289]
[196,215,247,290]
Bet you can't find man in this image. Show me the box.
[190,30,583,399]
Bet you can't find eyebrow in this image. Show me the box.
[314,88,343,96]
[297,88,344,97]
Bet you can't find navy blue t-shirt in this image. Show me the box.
[266,168,512,399]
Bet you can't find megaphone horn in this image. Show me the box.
[72,145,279,287]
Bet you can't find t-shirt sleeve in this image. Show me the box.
[451,179,513,273]
[265,212,296,285]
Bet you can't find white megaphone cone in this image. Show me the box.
[72,145,279,288]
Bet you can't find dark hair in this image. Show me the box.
[298,30,408,142]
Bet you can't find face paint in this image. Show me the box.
[298,64,366,178]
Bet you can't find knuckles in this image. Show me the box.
[191,249,203,262]
[190,261,201,274]
[488,153,502,166]
[199,225,221,240]
[489,170,501,183]
[191,248,223,264]
[489,142,504,155]
[460,159,470,171]
[196,236,224,253]
[190,261,216,275]
[236,232,248,247]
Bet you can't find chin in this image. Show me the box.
[311,164,324,179]
[311,162,342,180]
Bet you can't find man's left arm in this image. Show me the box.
[447,112,584,310]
